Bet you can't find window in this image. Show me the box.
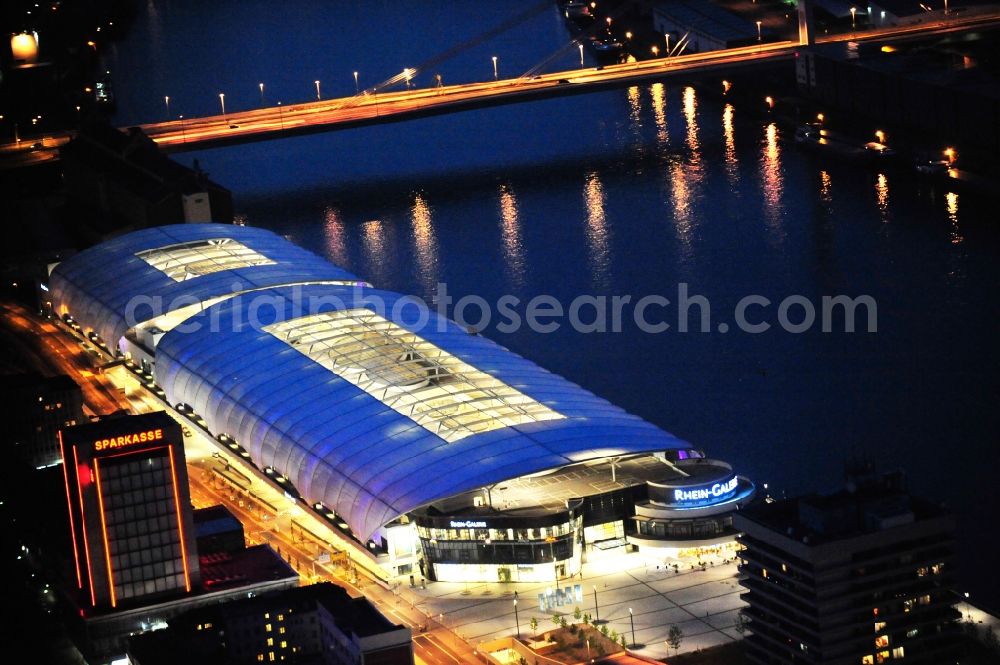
[874,621,886,632]
[265,309,564,442]
[265,624,272,632]
[892,647,905,658]
[267,638,273,646]
[862,657,874,665]
[876,650,890,664]
[875,635,889,648]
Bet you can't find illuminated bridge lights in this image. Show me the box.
[265,309,564,442]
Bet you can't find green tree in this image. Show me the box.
[620,634,627,648]
[667,625,684,655]
[600,624,609,637]
[552,614,562,628]
[573,605,582,621]
[530,616,539,635]
[559,616,568,629]
[609,628,618,642]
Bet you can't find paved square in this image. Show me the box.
[396,550,747,659]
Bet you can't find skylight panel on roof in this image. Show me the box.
[265,309,564,442]
[136,238,275,282]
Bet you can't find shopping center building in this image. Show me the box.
[47,224,755,583]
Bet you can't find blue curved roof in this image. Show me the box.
[50,224,689,542]
[50,224,361,345]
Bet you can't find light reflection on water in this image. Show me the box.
[722,103,739,188]
[410,192,439,292]
[583,171,611,290]
[323,206,349,268]
[498,183,525,289]
[760,122,785,243]
[875,173,890,221]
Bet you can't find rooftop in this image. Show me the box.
[421,451,735,516]
[738,471,950,545]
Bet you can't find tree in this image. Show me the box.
[552,614,562,628]
[582,612,591,625]
[573,605,582,621]
[600,624,610,637]
[667,625,684,655]
[619,634,627,648]
[530,616,538,635]
[559,616,568,629]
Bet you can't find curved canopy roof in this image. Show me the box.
[49,224,689,542]
[50,224,362,345]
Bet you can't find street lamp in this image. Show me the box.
[850,6,857,30]
[277,101,283,130]
[651,45,659,56]
[513,592,520,638]
[492,55,498,81]
[259,82,265,106]
[592,585,602,624]
[875,129,886,143]
[164,95,170,120]
[353,71,359,93]
[404,68,413,90]
[625,31,632,40]
[756,20,763,42]
[179,115,186,143]
[665,33,671,54]
[628,607,636,648]
[218,93,227,124]
[817,112,825,122]
[578,42,584,67]
[314,80,321,100]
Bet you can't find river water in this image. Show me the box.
[108,0,999,606]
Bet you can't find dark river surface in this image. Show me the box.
[107,0,999,606]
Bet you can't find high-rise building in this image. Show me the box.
[0,372,85,469]
[734,470,960,664]
[126,582,413,665]
[59,411,201,610]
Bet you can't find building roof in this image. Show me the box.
[50,224,689,542]
[50,224,363,346]
[736,472,950,545]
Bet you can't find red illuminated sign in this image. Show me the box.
[93,428,164,452]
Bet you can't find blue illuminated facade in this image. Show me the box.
[45,224,757,552]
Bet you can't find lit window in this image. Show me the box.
[279,627,285,634]
[762,568,768,578]
[874,621,886,632]
[905,628,919,638]
[265,310,564,442]
[876,650,890,664]
[257,655,264,662]
[918,594,931,605]
[268,653,275,662]
[875,635,889,648]
[267,638,273,646]
[280,641,287,648]
[862,656,874,665]
[781,563,788,572]
[892,647,905,658]
[265,623,272,632]
[277,614,284,622]
[136,238,275,282]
